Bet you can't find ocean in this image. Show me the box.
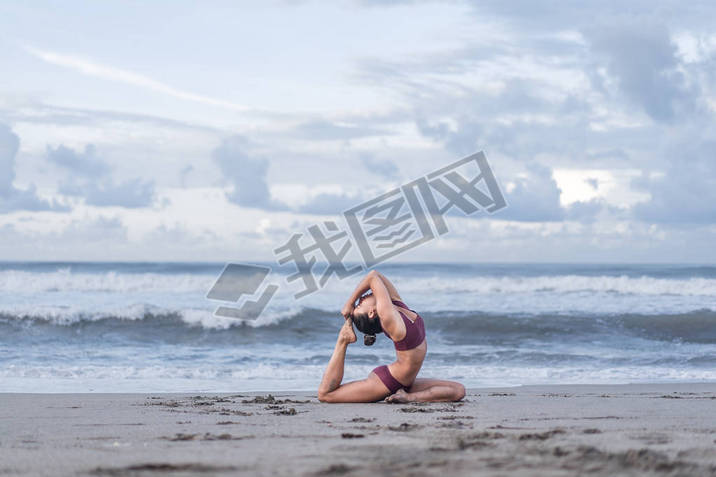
[1,262,715,392]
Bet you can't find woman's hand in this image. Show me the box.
[341,271,376,319]
[338,318,357,344]
[341,301,355,320]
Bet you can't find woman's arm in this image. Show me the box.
[374,270,402,301]
[344,270,376,308]
[341,270,375,318]
[342,270,400,330]
[368,272,400,326]
[343,269,400,308]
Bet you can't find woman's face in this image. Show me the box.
[354,294,377,318]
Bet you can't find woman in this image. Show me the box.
[317,269,465,403]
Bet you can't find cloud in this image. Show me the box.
[4,1,715,262]
[582,20,700,122]
[58,179,156,209]
[466,0,716,32]
[0,124,17,193]
[0,123,69,213]
[179,165,194,187]
[212,136,289,211]
[496,163,565,222]
[416,115,483,158]
[212,137,391,215]
[23,45,251,112]
[46,144,109,178]
[430,161,606,223]
[47,143,156,208]
[349,9,715,230]
[356,0,420,6]
[1,101,225,134]
[58,215,129,243]
[409,75,594,160]
[361,153,399,179]
[0,216,130,260]
[632,138,716,224]
[293,119,389,141]
[565,198,607,223]
[297,191,363,215]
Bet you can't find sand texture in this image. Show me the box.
[1,383,715,476]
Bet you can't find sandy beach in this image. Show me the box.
[0,383,714,476]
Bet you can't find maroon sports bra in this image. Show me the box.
[383,299,426,350]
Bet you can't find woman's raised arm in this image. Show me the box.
[341,270,401,320]
[367,272,400,325]
[341,271,375,318]
[374,270,402,302]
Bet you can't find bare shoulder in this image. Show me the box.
[368,271,403,334]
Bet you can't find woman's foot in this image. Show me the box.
[338,319,357,344]
[385,388,411,403]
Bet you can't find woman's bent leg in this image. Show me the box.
[317,320,354,401]
[386,378,466,403]
[318,320,390,403]
[318,373,392,403]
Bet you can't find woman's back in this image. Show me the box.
[384,299,426,351]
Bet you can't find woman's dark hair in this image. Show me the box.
[352,312,383,346]
[352,312,383,335]
[352,292,383,345]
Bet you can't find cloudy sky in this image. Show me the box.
[1,0,715,263]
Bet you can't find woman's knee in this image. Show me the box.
[453,383,466,401]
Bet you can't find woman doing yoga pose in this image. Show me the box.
[317,270,465,403]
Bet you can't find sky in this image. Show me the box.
[1,0,715,263]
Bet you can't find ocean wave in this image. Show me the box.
[428,310,716,344]
[391,274,716,296]
[0,268,214,293]
[0,304,302,330]
[2,308,715,344]
[2,268,716,296]
[2,362,714,393]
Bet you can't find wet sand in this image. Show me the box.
[1,383,715,476]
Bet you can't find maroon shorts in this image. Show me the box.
[372,365,408,394]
